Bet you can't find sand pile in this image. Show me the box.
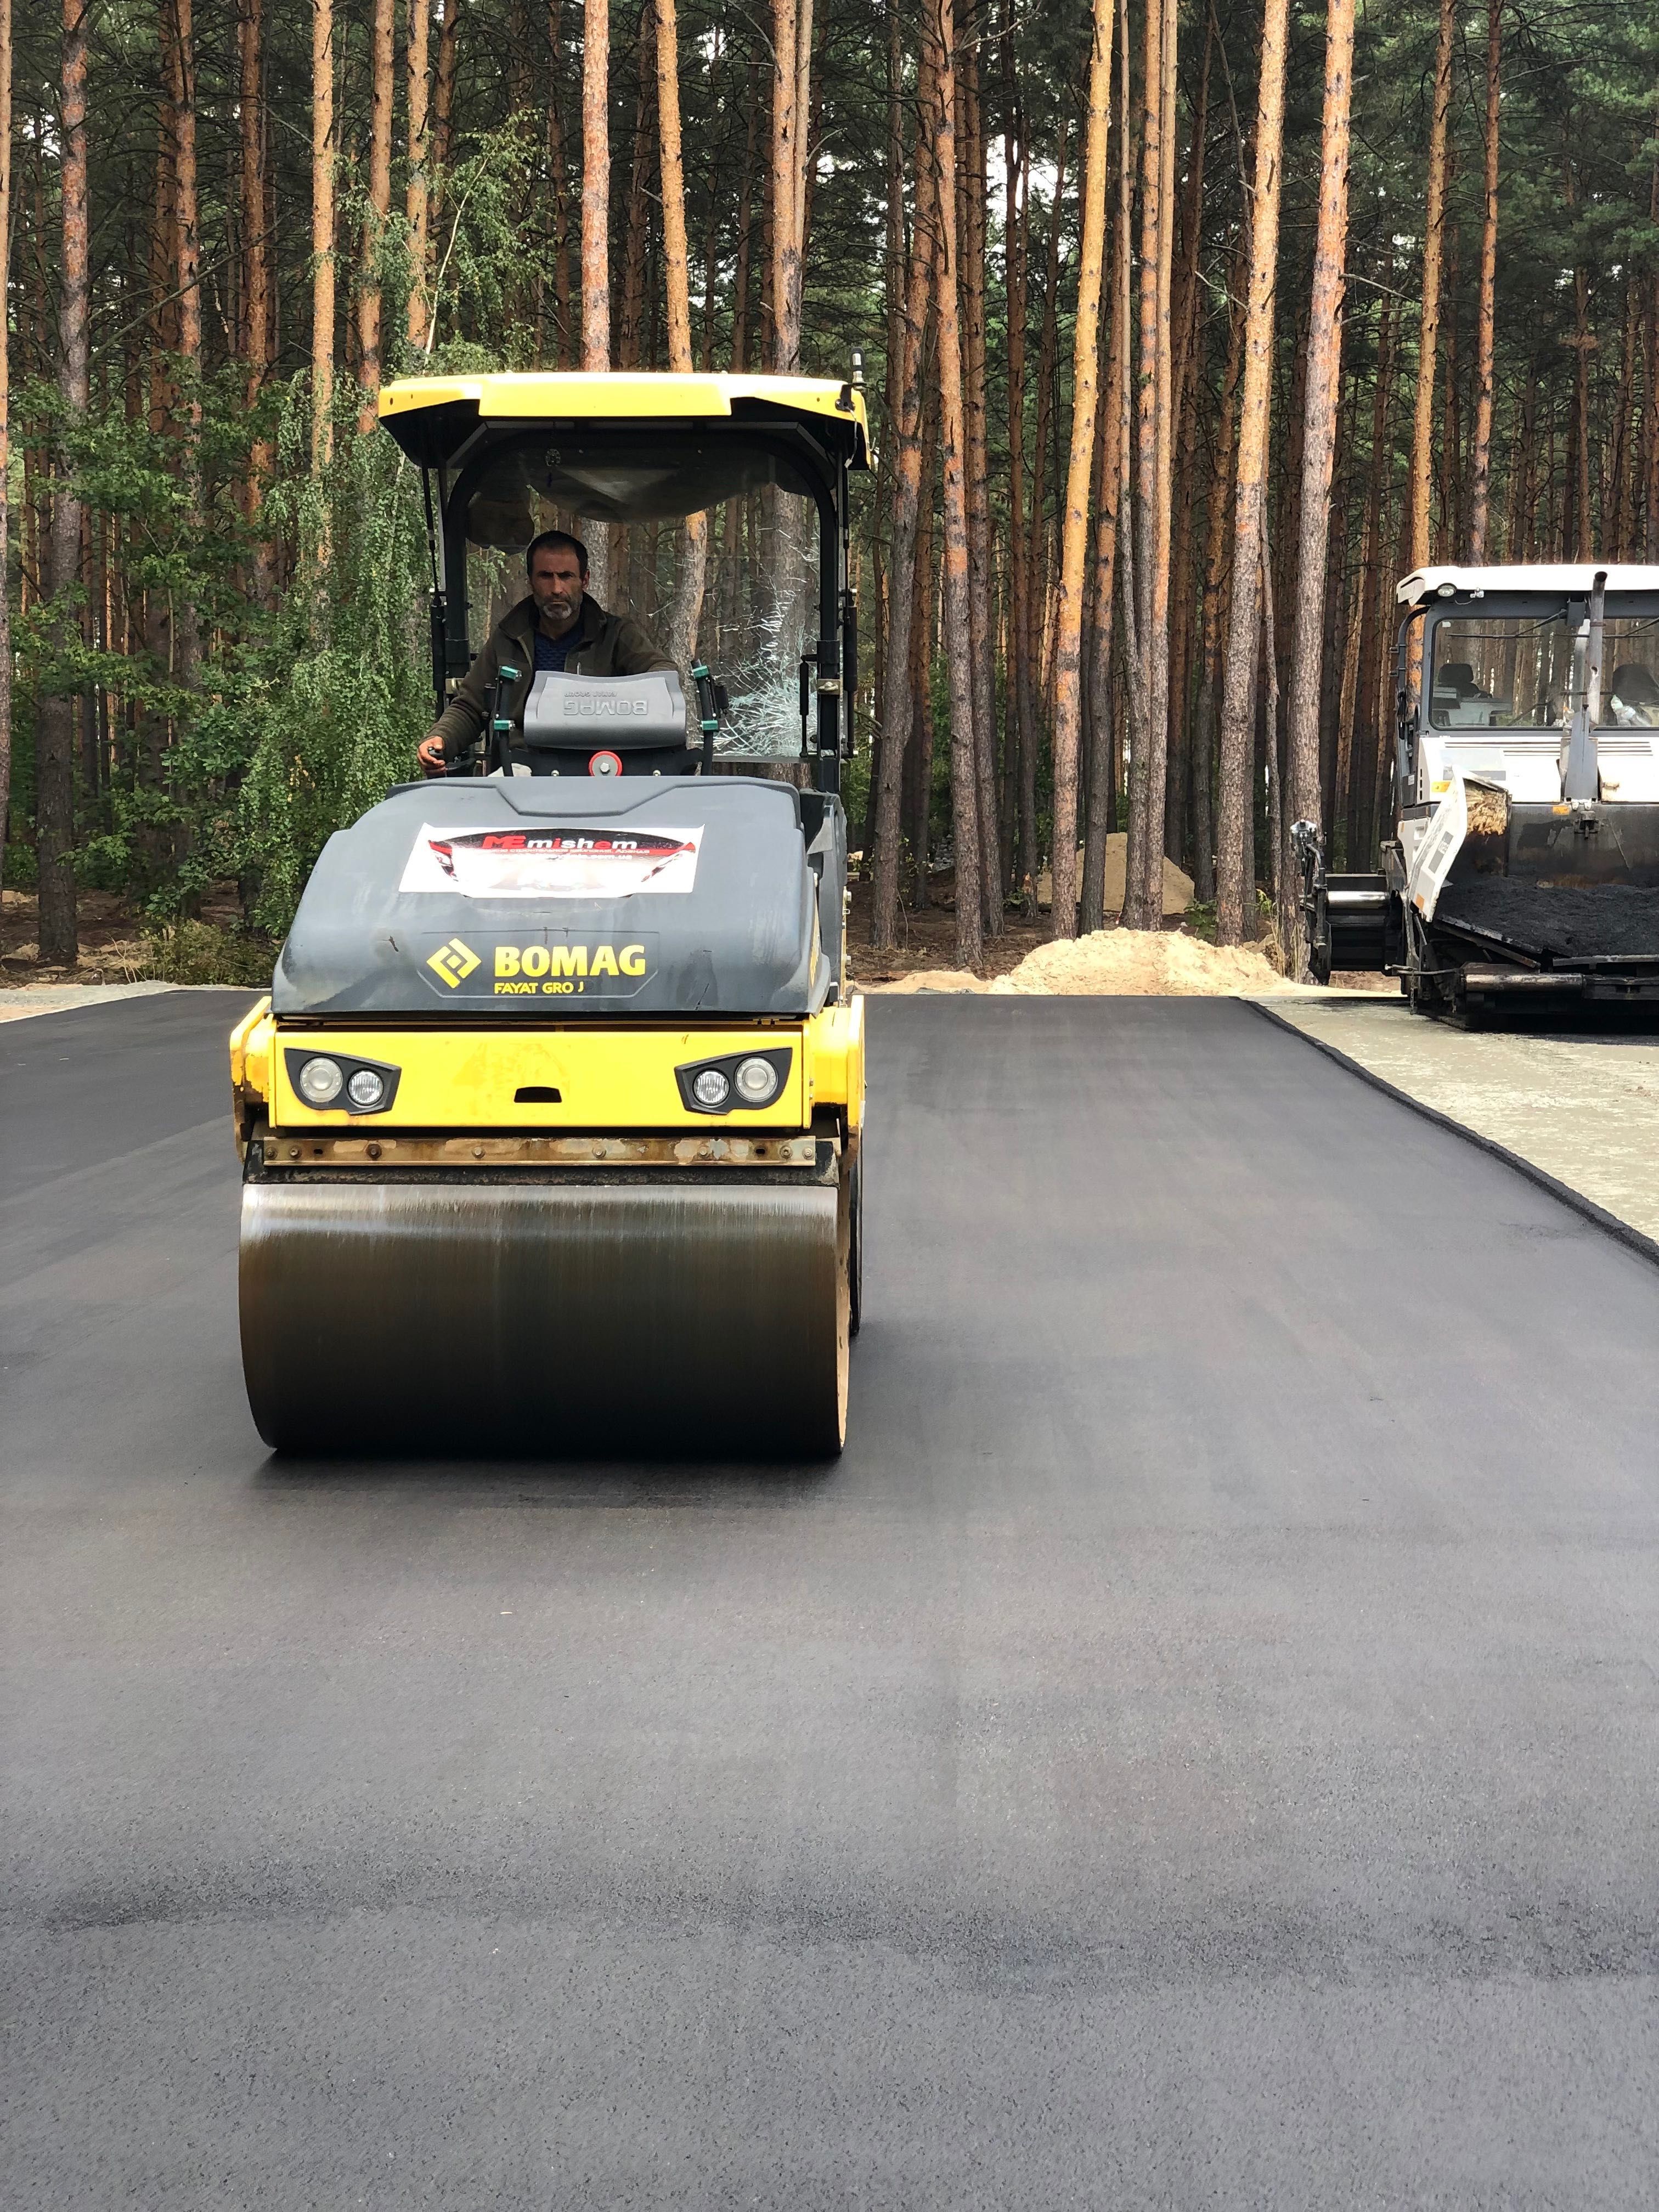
[988,927,1301,996]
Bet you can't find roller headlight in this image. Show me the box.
[734,1055,780,1104]
[676,1046,792,1115]
[284,1048,401,1116]
[298,1055,344,1105]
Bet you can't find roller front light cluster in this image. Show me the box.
[283,1048,403,1117]
[675,1046,793,1116]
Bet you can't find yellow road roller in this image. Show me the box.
[229,371,868,1454]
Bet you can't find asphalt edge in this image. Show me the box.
[1245,996,1659,1275]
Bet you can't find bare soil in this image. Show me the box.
[0,886,259,988]
[1,889,153,987]
[846,874,1049,986]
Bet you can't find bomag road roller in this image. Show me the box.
[229,371,868,1454]
[1300,562,1659,1019]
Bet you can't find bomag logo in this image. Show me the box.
[493,943,647,995]
[426,936,481,988]
[567,693,647,716]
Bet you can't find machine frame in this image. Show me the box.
[231,374,871,1455]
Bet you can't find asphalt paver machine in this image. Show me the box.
[1305,563,1659,1018]
[229,372,869,1454]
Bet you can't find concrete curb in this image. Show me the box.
[1248,996,1659,1275]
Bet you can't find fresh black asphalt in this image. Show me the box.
[4,990,1658,2209]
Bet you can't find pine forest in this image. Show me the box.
[2,0,1657,977]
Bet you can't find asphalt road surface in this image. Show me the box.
[5,990,1658,2210]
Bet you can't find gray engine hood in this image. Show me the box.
[272,778,826,1019]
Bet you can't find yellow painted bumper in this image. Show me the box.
[232,1001,864,1139]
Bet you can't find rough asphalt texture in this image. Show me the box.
[1437,876,1659,957]
[4,992,1658,2210]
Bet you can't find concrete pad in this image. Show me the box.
[0,981,178,1023]
[1261,996,1659,1249]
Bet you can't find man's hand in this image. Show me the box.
[417,733,448,777]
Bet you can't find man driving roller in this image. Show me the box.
[417,529,675,775]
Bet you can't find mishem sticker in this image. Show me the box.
[399,824,703,899]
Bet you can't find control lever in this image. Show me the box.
[691,663,724,774]
[490,663,521,777]
[798,649,817,759]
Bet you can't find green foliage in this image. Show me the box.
[232,383,432,931]
[8,119,551,933]
[140,919,280,987]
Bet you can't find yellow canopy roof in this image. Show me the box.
[379,371,869,467]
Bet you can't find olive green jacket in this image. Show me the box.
[427,594,676,760]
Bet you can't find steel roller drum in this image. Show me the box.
[240,1173,850,1458]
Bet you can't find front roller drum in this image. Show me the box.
[240,1170,850,1458]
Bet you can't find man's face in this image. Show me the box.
[529,546,586,630]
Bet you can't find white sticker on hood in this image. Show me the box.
[398,823,703,899]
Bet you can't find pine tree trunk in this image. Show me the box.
[1048,0,1113,940]
[1026,118,1068,865]
[578,0,610,592]
[1123,0,1176,929]
[1348,280,1395,865]
[798,8,823,283]
[0,0,12,891]
[870,0,904,781]
[619,4,655,371]
[238,0,274,597]
[697,30,723,370]
[1609,287,1637,556]
[1000,1,1035,912]
[1407,0,1455,577]
[1214,0,1289,946]
[407,0,433,347]
[958,38,1000,932]
[40,0,90,966]
[770,0,800,372]
[1283,0,1354,975]
[431,0,461,198]
[1567,160,1593,560]
[731,58,760,371]
[1146,0,1177,888]
[791,0,814,349]
[143,48,177,822]
[311,0,336,466]
[906,417,938,908]
[1163,22,1211,870]
[169,0,201,688]
[1188,258,1244,904]
[1081,0,1131,934]
[582,0,611,370]
[656,0,708,670]
[358,0,396,417]
[928,0,981,970]
[1319,379,1357,840]
[872,38,936,949]
[1466,0,1500,559]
